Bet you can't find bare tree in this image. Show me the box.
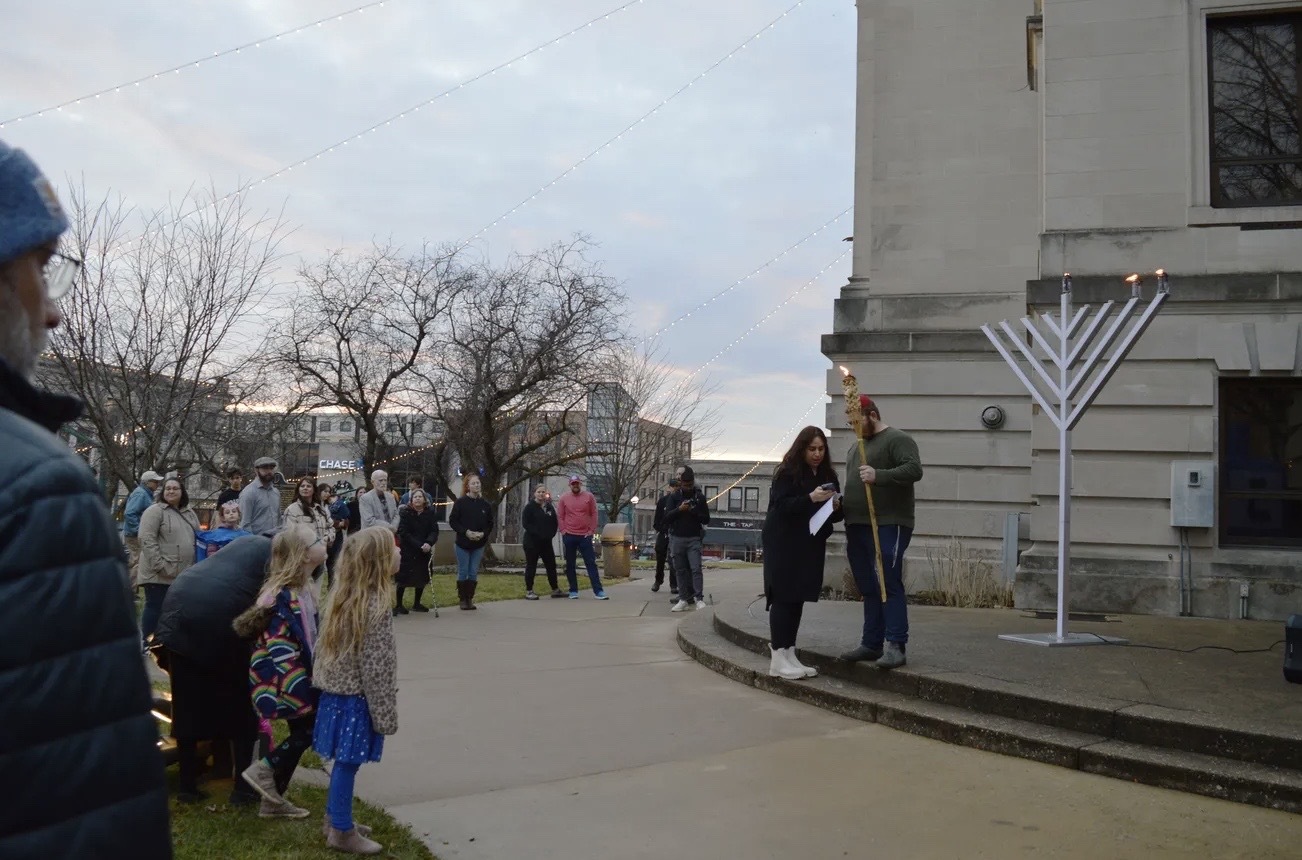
[269,243,466,469]
[42,184,291,502]
[585,340,720,524]
[421,238,627,512]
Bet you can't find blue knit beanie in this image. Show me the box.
[0,139,68,265]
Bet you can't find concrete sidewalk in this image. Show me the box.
[681,571,1302,812]
[351,571,1302,858]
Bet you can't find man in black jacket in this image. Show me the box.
[665,466,711,612]
[651,477,680,595]
[521,484,564,599]
[0,140,172,859]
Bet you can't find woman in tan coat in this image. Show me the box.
[283,478,332,548]
[138,478,201,645]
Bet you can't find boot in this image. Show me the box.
[322,814,372,838]
[768,644,806,680]
[785,647,818,678]
[466,579,478,610]
[325,825,384,855]
[874,642,907,670]
[838,644,883,663]
[457,581,471,610]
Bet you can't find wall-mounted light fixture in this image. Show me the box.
[981,405,1007,430]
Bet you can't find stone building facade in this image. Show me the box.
[823,0,1301,619]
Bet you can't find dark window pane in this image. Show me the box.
[1208,15,1302,206]
[1219,378,1302,546]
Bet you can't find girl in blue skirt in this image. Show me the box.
[312,527,400,855]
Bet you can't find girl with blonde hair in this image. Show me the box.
[232,524,327,818]
[312,526,400,854]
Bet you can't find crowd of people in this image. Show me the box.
[1,140,925,858]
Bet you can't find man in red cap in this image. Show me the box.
[556,474,607,599]
[840,395,923,669]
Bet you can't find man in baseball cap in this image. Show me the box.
[0,140,172,858]
[556,474,607,599]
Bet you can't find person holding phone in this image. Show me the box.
[666,467,711,611]
[760,426,843,679]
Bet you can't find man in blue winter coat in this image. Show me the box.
[0,140,172,858]
[124,468,163,585]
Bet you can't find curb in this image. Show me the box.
[677,610,1302,814]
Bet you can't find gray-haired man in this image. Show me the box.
[360,469,400,532]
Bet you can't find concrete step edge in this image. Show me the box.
[711,610,1302,770]
[683,612,1302,815]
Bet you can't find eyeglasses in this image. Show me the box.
[43,251,82,300]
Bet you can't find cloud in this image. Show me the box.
[2,0,855,459]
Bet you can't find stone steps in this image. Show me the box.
[677,610,1302,814]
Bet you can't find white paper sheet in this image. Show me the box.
[809,496,836,535]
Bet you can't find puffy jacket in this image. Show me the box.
[156,535,271,670]
[137,502,201,586]
[0,359,171,859]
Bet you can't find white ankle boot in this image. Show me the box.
[785,647,817,678]
[769,644,807,680]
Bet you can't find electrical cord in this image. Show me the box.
[1076,632,1286,654]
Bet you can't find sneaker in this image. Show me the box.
[651,582,661,592]
[240,760,285,804]
[525,591,539,600]
[694,599,706,610]
[594,592,609,600]
[671,600,690,612]
[260,797,311,819]
[569,592,579,600]
[326,824,384,855]
[550,589,567,598]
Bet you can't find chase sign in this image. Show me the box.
[319,459,362,471]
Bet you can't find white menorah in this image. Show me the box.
[981,270,1170,646]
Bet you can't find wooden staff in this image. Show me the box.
[839,367,887,602]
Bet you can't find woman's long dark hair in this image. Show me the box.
[775,426,836,484]
[294,478,319,515]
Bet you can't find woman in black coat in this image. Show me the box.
[761,425,843,681]
[521,484,562,599]
[395,489,440,614]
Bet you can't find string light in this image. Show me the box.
[117,0,650,252]
[705,391,828,504]
[645,206,851,342]
[676,247,848,390]
[456,0,814,251]
[0,0,396,128]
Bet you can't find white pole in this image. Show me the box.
[1057,285,1072,642]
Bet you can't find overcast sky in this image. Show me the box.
[3,0,856,460]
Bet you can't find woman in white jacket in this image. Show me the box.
[138,478,201,645]
[283,478,333,548]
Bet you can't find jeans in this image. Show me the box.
[654,532,678,590]
[846,523,912,648]
[327,761,361,832]
[769,601,804,650]
[524,539,559,592]
[140,583,169,645]
[669,535,703,601]
[562,534,602,594]
[455,545,485,581]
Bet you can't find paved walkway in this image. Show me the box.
[366,572,1302,859]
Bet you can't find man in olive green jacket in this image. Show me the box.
[840,395,923,669]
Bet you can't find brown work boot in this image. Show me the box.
[326,825,384,854]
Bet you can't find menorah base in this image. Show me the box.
[998,632,1128,647]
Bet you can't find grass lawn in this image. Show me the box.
[168,776,435,860]
[413,569,615,610]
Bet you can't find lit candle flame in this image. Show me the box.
[1125,274,1141,284]
[1154,268,1165,278]
[838,365,851,378]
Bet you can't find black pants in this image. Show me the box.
[524,539,559,592]
[264,713,316,795]
[654,532,678,589]
[769,601,805,650]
